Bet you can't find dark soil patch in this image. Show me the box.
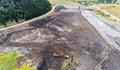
[0,7,120,70]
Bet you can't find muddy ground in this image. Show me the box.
[0,6,120,70]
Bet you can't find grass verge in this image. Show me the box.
[96,4,120,18]
[94,5,120,25]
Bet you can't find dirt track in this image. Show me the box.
[0,6,120,70]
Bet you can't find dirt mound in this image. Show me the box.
[54,6,67,12]
[0,7,120,70]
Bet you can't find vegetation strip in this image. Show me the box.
[94,6,120,22]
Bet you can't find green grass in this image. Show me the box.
[49,0,80,7]
[77,0,97,5]
[94,9,120,25]
[97,4,120,18]
[0,52,20,70]
[0,24,3,29]
[0,52,36,70]
[94,10,110,19]
[95,4,120,25]
[0,19,25,29]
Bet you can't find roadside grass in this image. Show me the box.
[94,4,120,25]
[94,9,120,25]
[49,0,80,7]
[96,4,120,18]
[6,19,25,27]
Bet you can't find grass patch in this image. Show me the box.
[94,9,120,25]
[0,52,21,70]
[77,0,97,5]
[62,58,78,70]
[94,10,110,17]
[0,25,3,29]
[96,4,120,18]
[0,52,36,70]
[49,0,80,7]
[0,19,25,29]
[19,63,35,70]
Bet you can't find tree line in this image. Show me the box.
[70,0,118,5]
[97,0,118,3]
[0,0,51,27]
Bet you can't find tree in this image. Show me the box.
[8,5,18,22]
[97,0,118,3]
[0,14,6,27]
[0,0,52,28]
[21,0,52,20]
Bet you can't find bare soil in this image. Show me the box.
[0,7,120,70]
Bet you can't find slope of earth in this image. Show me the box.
[82,7,120,70]
[0,6,120,70]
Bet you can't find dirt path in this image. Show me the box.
[82,9,120,51]
[0,6,120,70]
[82,9,120,70]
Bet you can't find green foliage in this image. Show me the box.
[64,0,98,5]
[21,0,51,20]
[72,0,118,5]
[97,0,118,3]
[0,52,36,70]
[0,14,6,27]
[95,10,110,17]
[19,63,36,70]
[95,4,120,25]
[0,52,20,70]
[0,0,52,27]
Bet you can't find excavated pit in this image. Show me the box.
[0,7,120,70]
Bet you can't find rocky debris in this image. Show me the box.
[53,51,70,59]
